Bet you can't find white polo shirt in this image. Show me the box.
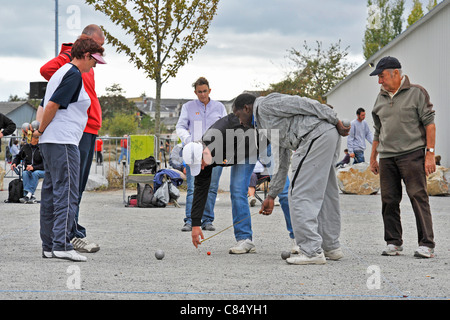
[40,63,91,145]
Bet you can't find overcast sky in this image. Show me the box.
[0,0,420,102]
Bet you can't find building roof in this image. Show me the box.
[0,101,35,115]
[325,0,449,97]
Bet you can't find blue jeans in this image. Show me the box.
[230,163,255,241]
[262,144,294,239]
[118,147,128,164]
[353,150,365,164]
[185,165,223,226]
[22,170,45,196]
[278,177,294,239]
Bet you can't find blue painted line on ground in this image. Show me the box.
[0,289,448,300]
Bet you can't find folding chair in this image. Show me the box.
[253,175,270,203]
[122,135,157,205]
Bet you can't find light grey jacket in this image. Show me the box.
[253,93,339,198]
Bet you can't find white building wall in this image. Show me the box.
[327,2,450,167]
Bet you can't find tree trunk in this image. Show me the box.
[155,76,162,140]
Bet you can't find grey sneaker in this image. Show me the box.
[382,244,403,256]
[202,223,216,231]
[324,247,344,260]
[181,223,192,232]
[52,250,87,262]
[229,239,256,254]
[19,196,30,203]
[248,196,257,207]
[414,246,435,258]
[71,237,100,253]
[286,252,326,265]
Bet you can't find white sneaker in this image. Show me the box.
[291,239,300,254]
[324,247,344,260]
[71,237,100,253]
[53,250,87,262]
[382,244,403,256]
[248,196,257,207]
[414,246,435,258]
[286,252,326,265]
[42,250,53,259]
[229,239,256,254]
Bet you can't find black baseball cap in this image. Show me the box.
[369,56,402,76]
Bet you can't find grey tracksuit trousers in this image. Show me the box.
[39,143,80,252]
[288,128,341,257]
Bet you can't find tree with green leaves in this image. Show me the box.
[426,0,438,11]
[265,40,355,103]
[363,0,405,60]
[101,112,139,137]
[407,0,425,27]
[85,0,220,138]
[98,83,139,119]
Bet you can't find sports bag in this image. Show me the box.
[133,156,157,174]
[6,179,23,203]
[137,183,155,208]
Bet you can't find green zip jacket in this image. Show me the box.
[372,75,435,159]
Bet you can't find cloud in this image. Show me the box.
[0,0,368,101]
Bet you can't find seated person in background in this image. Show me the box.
[435,155,441,166]
[336,148,350,168]
[10,140,21,161]
[247,160,266,207]
[11,135,45,204]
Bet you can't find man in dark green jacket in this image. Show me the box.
[369,56,436,259]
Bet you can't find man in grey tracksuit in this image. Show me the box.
[233,92,350,265]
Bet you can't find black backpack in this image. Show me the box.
[133,156,157,174]
[6,179,23,203]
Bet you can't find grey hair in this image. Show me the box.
[386,68,402,77]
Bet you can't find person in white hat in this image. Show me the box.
[184,113,296,255]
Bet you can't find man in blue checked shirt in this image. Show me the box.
[176,77,227,232]
[347,107,373,164]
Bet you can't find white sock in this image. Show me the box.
[26,192,32,198]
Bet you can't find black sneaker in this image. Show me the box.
[27,196,38,204]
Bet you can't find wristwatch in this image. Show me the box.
[426,148,435,153]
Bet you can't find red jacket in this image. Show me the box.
[40,43,102,135]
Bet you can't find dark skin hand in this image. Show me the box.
[259,195,275,215]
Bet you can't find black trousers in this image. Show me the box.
[379,149,435,248]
